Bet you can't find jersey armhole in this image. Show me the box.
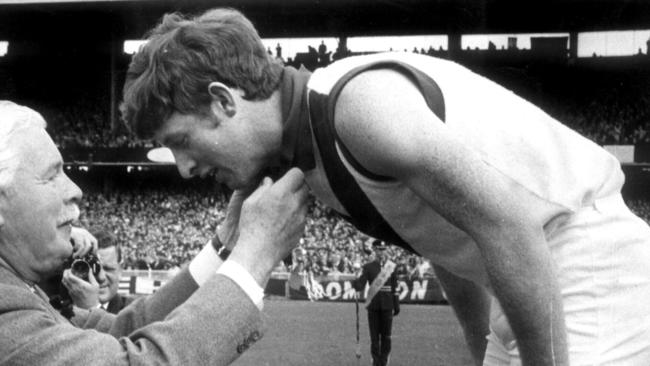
[328,61,446,182]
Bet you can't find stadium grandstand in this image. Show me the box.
[2,0,650,310]
[5,1,650,364]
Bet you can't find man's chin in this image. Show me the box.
[46,244,74,275]
[98,290,110,301]
[40,256,69,280]
[57,235,74,254]
[227,175,260,191]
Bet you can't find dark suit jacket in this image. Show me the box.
[354,260,399,311]
[104,293,137,315]
[0,263,263,365]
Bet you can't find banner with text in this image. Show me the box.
[118,271,447,305]
[286,275,446,304]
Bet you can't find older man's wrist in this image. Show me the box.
[188,241,222,286]
[211,232,231,261]
[210,232,222,251]
[228,244,275,289]
[216,260,264,310]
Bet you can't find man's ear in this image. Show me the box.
[208,82,237,118]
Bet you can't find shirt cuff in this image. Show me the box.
[188,240,223,286]
[217,260,265,311]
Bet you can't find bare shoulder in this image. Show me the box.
[335,68,427,119]
[333,68,442,177]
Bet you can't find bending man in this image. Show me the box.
[121,8,650,365]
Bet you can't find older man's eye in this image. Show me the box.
[45,171,59,182]
[42,164,63,182]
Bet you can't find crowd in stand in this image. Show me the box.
[78,186,226,271]
[540,72,650,145]
[34,97,147,149]
[297,200,433,279]
[77,183,433,278]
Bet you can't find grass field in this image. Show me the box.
[232,299,473,366]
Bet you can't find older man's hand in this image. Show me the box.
[214,188,251,252]
[229,168,309,287]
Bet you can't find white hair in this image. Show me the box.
[0,101,47,189]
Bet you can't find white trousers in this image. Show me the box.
[484,195,650,366]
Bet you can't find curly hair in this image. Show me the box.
[121,8,283,139]
[0,101,47,190]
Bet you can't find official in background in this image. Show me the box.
[354,240,400,366]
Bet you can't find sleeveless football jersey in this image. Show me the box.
[304,53,623,286]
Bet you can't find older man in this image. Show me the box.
[0,101,308,365]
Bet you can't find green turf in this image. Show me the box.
[232,299,474,366]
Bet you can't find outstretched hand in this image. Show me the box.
[229,168,309,287]
[215,188,252,251]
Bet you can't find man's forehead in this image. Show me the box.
[98,246,119,263]
[14,127,61,166]
[153,112,194,144]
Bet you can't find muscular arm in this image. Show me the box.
[434,264,490,366]
[335,69,569,366]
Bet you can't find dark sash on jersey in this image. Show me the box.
[308,61,446,255]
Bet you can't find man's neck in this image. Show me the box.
[0,254,38,286]
[267,65,316,175]
[247,90,285,159]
